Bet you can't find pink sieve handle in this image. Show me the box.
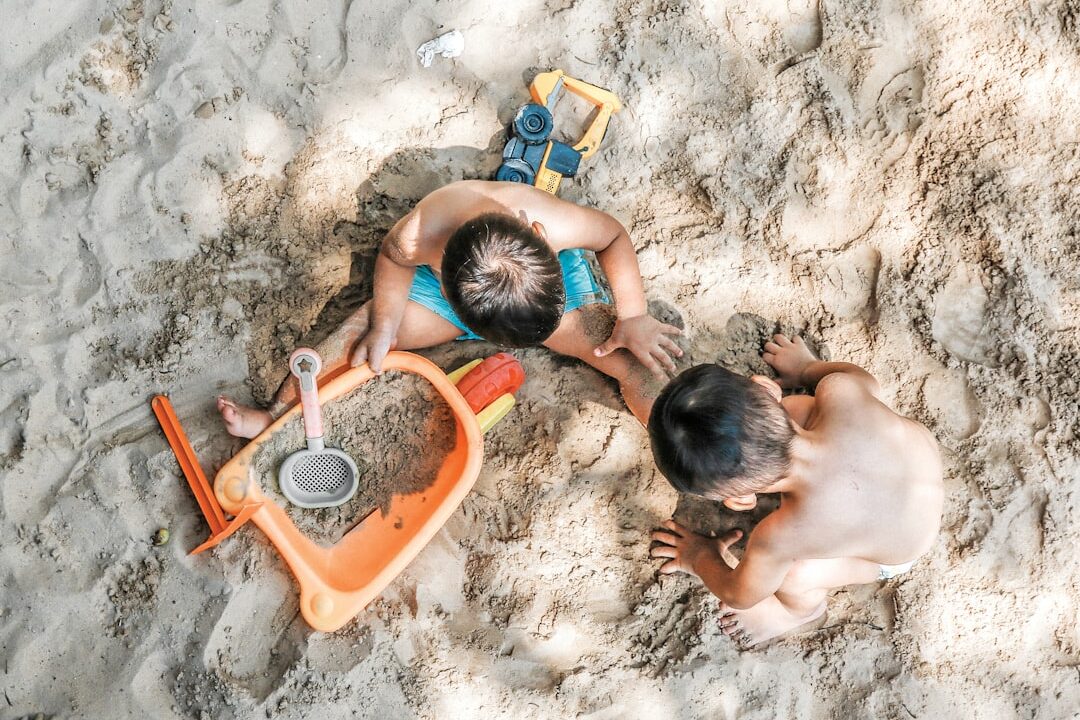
[289,348,324,441]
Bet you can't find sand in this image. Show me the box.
[249,371,455,546]
[2,0,1079,718]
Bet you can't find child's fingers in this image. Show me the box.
[649,545,678,559]
[658,560,682,575]
[650,529,680,545]
[764,341,781,354]
[659,336,684,358]
[773,333,793,346]
[593,339,618,357]
[662,519,686,535]
[640,354,666,380]
[653,348,677,373]
[717,529,744,550]
[762,352,775,365]
[369,347,385,375]
[350,345,368,368]
[660,323,682,336]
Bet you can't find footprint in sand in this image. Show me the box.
[0,390,30,472]
[714,312,776,376]
[931,263,998,366]
[202,569,306,701]
[282,0,349,84]
[921,367,982,441]
[801,245,883,324]
[627,581,704,677]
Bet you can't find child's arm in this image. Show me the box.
[650,519,793,610]
[763,334,881,397]
[350,213,425,373]
[517,190,683,379]
[591,228,683,378]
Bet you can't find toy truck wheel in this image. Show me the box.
[513,103,554,144]
[496,159,536,185]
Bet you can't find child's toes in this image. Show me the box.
[217,399,243,429]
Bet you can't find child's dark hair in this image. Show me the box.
[648,364,794,498]
[442,213,565,347]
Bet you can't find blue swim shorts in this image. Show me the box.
[407,248,609,341]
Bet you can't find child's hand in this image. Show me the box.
[351,326,396,374]
[650,520,742,577]
[594,314,683,379]
[762,334,818,388]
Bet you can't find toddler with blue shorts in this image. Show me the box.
[217,179,683,438]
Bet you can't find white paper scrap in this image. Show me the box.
[416,30,464,68]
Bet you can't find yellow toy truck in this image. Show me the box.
[495,70,623,195]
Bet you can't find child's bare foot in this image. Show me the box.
[216,396,273,439]
[718,596,825,648]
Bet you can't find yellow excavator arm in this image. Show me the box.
[529,70,622,159]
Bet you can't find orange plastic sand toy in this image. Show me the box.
[208,351,522,632]
[151,396,263,554]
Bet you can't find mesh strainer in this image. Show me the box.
[278,348,359,509]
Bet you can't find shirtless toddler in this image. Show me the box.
[647,334,943,646]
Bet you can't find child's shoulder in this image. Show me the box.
[451,178,573,206]
[423,180,541,215]
[815,372,858,393]
[437,178,528,197]
[811,373,883,423]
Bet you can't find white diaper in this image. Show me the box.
[878,560,916,580]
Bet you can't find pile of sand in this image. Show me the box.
[1,0,1077,718]
[249,371,455,545]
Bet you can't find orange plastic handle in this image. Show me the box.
[455,353,525,413]
[151,395,227,535]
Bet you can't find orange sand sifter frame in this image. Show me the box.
[154,351,524,632]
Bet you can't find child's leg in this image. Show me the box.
[218,300,461,437]
[542,304,664,424]
[719,557,882,647]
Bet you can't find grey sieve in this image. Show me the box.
[277,348,360,509]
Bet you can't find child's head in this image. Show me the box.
[442,213,565,347]
[648,364,793,508]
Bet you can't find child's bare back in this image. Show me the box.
[648,334,943,646]
[781,370,942,567]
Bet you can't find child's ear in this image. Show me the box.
[531,221,548,241]
[750,374,782,402]
[723,495,758,512]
